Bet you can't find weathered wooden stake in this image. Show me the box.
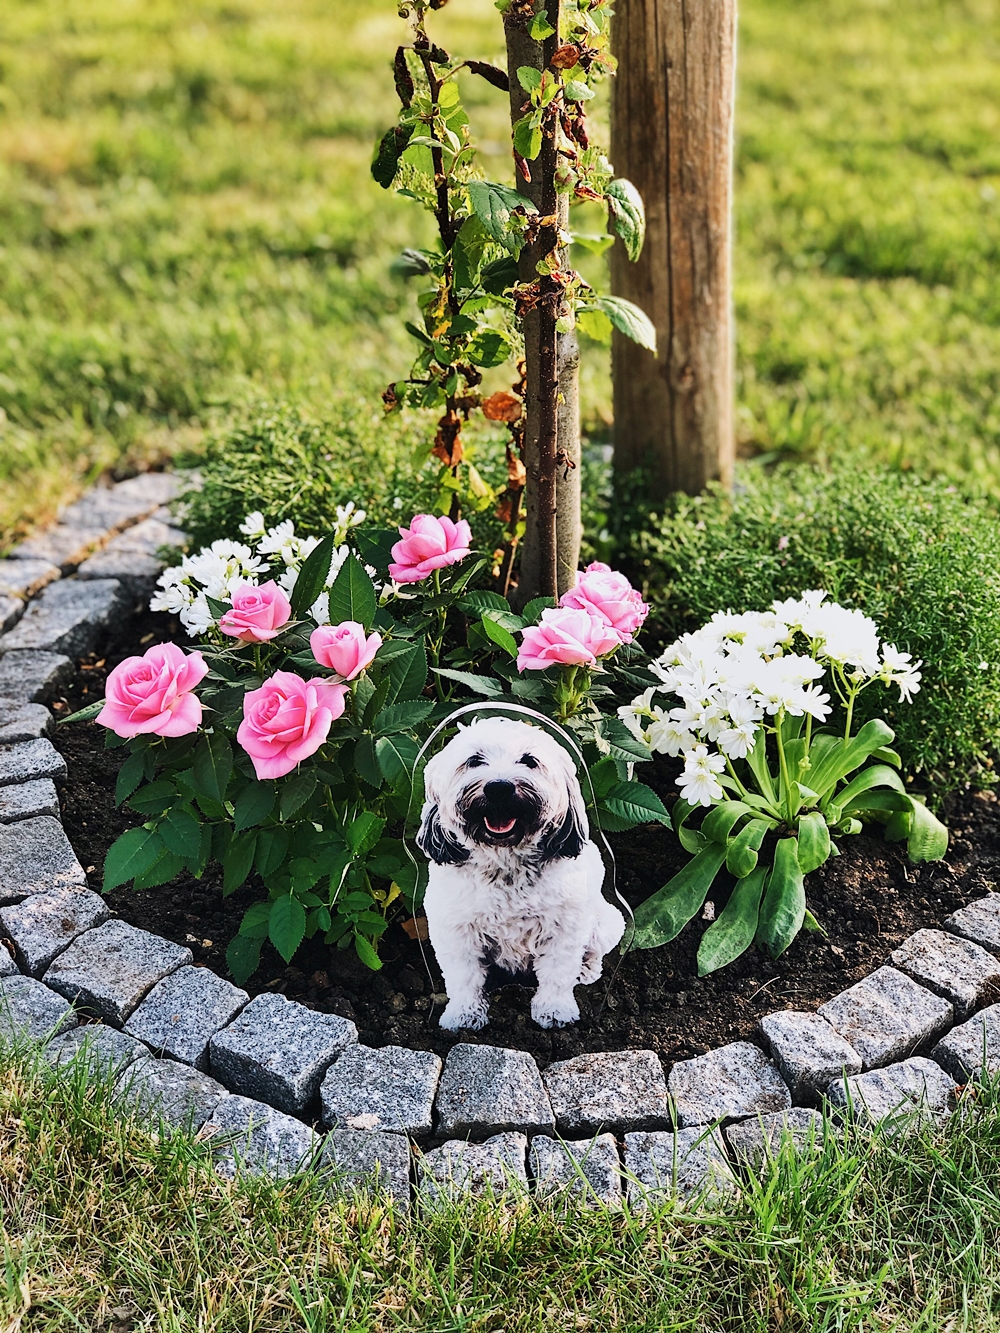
[610,0,736,498]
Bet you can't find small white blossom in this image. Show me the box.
[678,746,726,806]
[239,511,267,539]
[648,714,697,757]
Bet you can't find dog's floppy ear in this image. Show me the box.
[417,803,470,866]
[538,793,586,861]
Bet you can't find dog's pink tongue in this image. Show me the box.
[486,817,516,834]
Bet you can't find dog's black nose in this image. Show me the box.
[483,780,515,800]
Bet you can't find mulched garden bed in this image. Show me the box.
[49,606,1000,1067]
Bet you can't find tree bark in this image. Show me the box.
[610,0,736,499]
[505,2,582,606]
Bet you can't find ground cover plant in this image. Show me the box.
[6,1041,1000,1330]
[2,0,1000,549]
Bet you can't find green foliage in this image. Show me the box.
[617,463,1000,787]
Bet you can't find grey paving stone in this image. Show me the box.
[817,966,953,1069]
[124,965,248,1070]
[931,1003,1000,1082]
[111,473,179,509]
[890,928,1000,1021]
[0,579,125,659]
[0,738,66,788]
[10,525,108,573]
[0,815,87,904]
[668,1041,791,1128]
[418,1133,528,1209]
[944,893,1000,955]
[0,704,53,745]
[59,479,169,534]
[320,1043,441,1136]
[76,549,166,597]
[45,1024,148,1079]
[0,598,22,635]
[530,1133,622,1207]
[321,1128,413,1209]
[759,1010,864,1102]
[44,919,192,1023]
[434,1043,554,1137]
[0,885,111,977]
[0,974,76,1044]
[0,946,16,977]
[541,1049,670,1134]
[624,1128,737,1209]
[205,1095,319,1182]
[0,779,59,824]
[0,559,60,600]
[826,1056,956,1129]
[112,1056,229,1132]
[0,651,74,703]
[208,992,358,1116]
[723,1108,828,1172]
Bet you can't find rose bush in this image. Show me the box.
[76,510,666,983]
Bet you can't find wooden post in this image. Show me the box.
[610,0,736,498]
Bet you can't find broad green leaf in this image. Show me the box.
[756,838,805,959]
[884,809,912,842]
[353,932,383,971]
[376,734,419,786]
[745,729,777,806]
[697,864,768,977]
[808,719,895,797]
[126,778,176,816]
[512,113,543,162]
[371,124,413,189]
[599,716,652,763]
[354,527,397,576]
[347,811,386,857]
[227,933,263,986]
[701,801,753,845]
[233,782,276,832]
[844,789,912,816]
[238,901,273,938]
[327,553,378,629]
[587,756,619,801]
[192,731,232,805]
[433,668,506,698]
[467,329,512,368]
[795,810,832,874]
[223,832,257,895]
[481,616,518,658]
[632,843,728,950]
[103,828,162,892]
[596,781,671,832]
[458,590,510,616]
[592,296,656,352]
[290,533,337,617]
[606,177,646,261]
[158,806,203,861]
[383,641,428,705]
[466,180,537,249]
[576,308,613,343]
[58,699,105,726]
[280,771,318,819]
[362,675,391,730]
[255,826,290,878]
[564,79,595,101]
[373,699,435,734]
[835,763,905,813]
[132,845,186,891]
[354,735,383,788]
[906,798,949,862]
[527,12,554,39]
[672,798,706,854]
[115,751,146,805]
[872,746,902,769]
[726,817,770,878]
[517,64,543,91]
[269,895,306,963]
[520,596,557,622]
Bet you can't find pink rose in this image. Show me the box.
[237,671,349,780]
[389,514,472,584]
[97,642,208,738]
[559,562,649,642]
[517,607,622,672]
[310,621,382,681]
[219,581,291,643]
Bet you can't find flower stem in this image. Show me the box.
[774,710,794,823]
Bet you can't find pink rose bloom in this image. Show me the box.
[517,607,622,672]
[310,621,382,681]
[559,561,649,642]
[237,671,349,780]
[219,581,291,643]
[389,514,472,584]
[97,642,208,739]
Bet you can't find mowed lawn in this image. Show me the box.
[1,0,1000,547]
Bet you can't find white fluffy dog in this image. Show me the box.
[417,717,625,1031]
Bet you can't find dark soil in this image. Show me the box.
[49,608,1000,1069]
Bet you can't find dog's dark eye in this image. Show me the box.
[518,753,539,769]
[466,753,487,768]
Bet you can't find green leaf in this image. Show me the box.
[466,180,537,248]
[433,668,506,698]
[467,329,512,368]
[57,698,105,725]
[354,527,398,576]
[223,832,258,895]
[158,806,203,861]
[591,296,656,352]
[481,254,519,295]
[576,308,613,343]
[255,826,290,878]
[605,177,646,261]
[132,845,186,891]
[481,615,518,658]
[327,553,378,629]
[872,746,902,768]
[347,811,386,857]
[906,798,949,863]
[701,800,754,845]
[353,932,383,971]
[512,113,543,162]
[520,596,557,622]
[383,641,428,705]
[697,864,769,977]
[808,719,896,798]
[726,817,770,878]
[597,781,671,831]
[126,778,176,816]
[756,838,805,959]
[599,716,652,763]
[279,771,318,820]
[290,533,338,617]
[632,842,728,950]
[238,901,272,938]
[114,752,146,805]
[373,698,435,735]
[362,675,391,729]
[227,934,263,987]
[376,733,419,786]
[233,782,275,832]
[268,895,306,963]
[192,731,232,805]
[564,79,595,101]
[528,11,555,38]
[517,63,543,90]
[103,828,162,892]
[371,124,414,188]
[796,810,832,875]
[835,763,905,812]
[354,734,383,788]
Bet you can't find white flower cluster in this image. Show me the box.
[150,504,367,637]
[619,590,922,807]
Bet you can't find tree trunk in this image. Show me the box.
[505,2,582,606]
[610,0,736,499]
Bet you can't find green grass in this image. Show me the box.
[5,1041,1000,1330]
[2,0,1000,547]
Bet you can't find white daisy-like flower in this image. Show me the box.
[648,714,697,757]
[677,745,726,807]
[256,520,296,557]
[718,719,758,760]
[179,593,215,637]
[239,511,267,539]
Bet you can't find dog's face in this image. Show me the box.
[417,718,587,867]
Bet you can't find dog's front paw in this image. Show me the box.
[577,952,603,985]
[531,996,580,1029]
[439,999,489,1031]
